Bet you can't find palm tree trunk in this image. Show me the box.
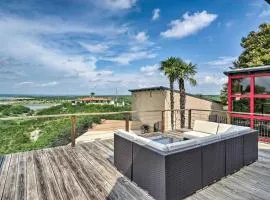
[170,80,174,130]
[179,78,185,128]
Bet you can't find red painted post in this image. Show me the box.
[228,77,232,112]
[250,76,255,128]
[227,76,232,124]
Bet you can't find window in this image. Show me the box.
[232,98,250,112]
[255,76,270,94]
[255,99,270,114]
[232,78,250,95]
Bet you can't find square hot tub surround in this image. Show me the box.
[114,120,258,200]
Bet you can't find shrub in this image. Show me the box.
[1,105,31,116]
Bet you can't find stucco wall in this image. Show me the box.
[164,91,224,130]
[131,90,166,130]
[131,89,224,131]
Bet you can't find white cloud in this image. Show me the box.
[16,81,59,87]
[135,32,149,42]
[161,11,217,39]
[16,81,34,86]
[103,51,156,65]
[79,42,109,53]
[0,16,127,37]
[206,56,236,68]
[140,64,159,76]
[101,0,137,10]
[0,15,124,85]
[37,81,59,87]
[259,7,270,17]
[152,8,160,21]
[201,75,227,86]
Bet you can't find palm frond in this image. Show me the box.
[189,78,197,86]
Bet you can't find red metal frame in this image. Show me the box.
[227,72,270,129]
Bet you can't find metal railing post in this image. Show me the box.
[125,113,130,132]
[161,111,165,133]
[188,109,192,129]
[227,112,231,124]
[71,115,77,147]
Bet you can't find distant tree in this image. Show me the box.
[159,57,178,130]
[220,23,270,104]
[233,23,270,68]
[174,59,197,128]
[220,83,228,105]
[90,92,95,97]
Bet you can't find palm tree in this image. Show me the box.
[159,57,178,130]
[90,92,95,97]
[174,59,197,128]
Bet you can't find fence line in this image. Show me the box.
[1,108,269,146]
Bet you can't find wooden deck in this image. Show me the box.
[0,140,154,200]
[0,140,270,200]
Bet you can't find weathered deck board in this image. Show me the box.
[0,155,11,200]
[45,148,87,200]
[16,153,27,200]
[2,154,19,200]
[57,147,106,200]
[0,140,270,200]
[26,152,39,200]
[0,156,4,171]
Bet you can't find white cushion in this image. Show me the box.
[217,124,233,134]
[193,120,218,134]
[184,131,211,138]
[167,140,198,151]
[219,125,251,139]
[134,136,169,151]
[217,125,250,134]
[115,129,138,141]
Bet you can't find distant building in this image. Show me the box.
[224,65,270,128]
[76,97,114,105]
[129,86,223,131]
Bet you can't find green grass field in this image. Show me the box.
[0,102,131,154]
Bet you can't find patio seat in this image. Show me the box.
[193,120,219,134]
[134,136,169,151]
[217,125,250,138]
[183,131,211,138]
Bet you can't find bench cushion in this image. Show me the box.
[217,125,250,135]
[193,120,218,134]
[134,136,169,151]
[184,131,211,138]
[217,124,233,134]
[115,129,138,141]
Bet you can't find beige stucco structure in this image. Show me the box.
[129,86,224,131]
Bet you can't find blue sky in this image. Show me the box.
[0,0,269,95]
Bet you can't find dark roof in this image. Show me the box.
[224,65,270,76]
[129,86,172,92]
[129,86,221,104]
